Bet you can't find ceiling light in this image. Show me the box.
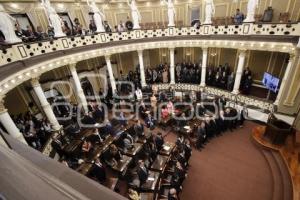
[10,79,15,84]
[4,84,9,88]
[18,75,23,79]
[26,72,31,76]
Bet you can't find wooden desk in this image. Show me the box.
[150,155,169,172]
[76,136,115,174]
[112,155,132,173]
[159,142,175,156]
[140,171,160,191]
[123,143,143,157]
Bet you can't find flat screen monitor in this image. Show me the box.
[262,72,280,93]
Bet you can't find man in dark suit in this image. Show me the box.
[89,158,106,183]
[134,120,144,139]
[81,112,96,125]
[145,113,155,130]
[196,122,206,149]
[137,160,149,186]
[155,132,164,151]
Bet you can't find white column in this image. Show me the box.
[169,48,175,84]
[274,54,295,105]
[0,99,27,144]
[69,64,89,113]
[200,48,208,87]
[105,55,117,94]
[31,78,61,131]
[138,50,147,87]
[232,50,247,94]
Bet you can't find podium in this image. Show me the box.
[264,115,293,145]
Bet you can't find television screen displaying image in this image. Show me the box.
[262,72,280,93]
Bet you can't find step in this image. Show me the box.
[271,151,293,200]
[261,149,284,200]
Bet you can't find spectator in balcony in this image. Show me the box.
[62,21,72,36]
[15,24,26,39]
[125,16,133,31]
[117,20,125,32]
[73,18,82,35]
[234,9,244,24]
[24,25,36,42]
[0,30,5,44]
[34,26,47,41]
[104,21,112,33]
[89,20,97,33]
[47,26,55,39]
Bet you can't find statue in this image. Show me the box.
[0,5,22,43]
[204,0,215,24]
[161,0,176,27]
[127,0,141,29]
[87,0,106,32]
[41,0,65,38]
[244,0,259,22]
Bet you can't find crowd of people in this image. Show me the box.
[10,112,53,150]
[118,62,253,95]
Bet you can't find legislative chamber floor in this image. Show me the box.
[162,121,292,200]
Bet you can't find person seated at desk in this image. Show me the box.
[81,112,97,125]
[82,140,92,153]
[66,123,81,137]
[104,119,114,136]
[103,144,122,167]
[176,146,188,169]
[145,113,155,130]
[89,158,107,183]
[87,128,104,145]
[216,110,225,134]
[155,132,164,151]
[133,120,144,138]
[143,140,157,164]
[93,105,105,122]
[176,135,184,147]
[159,91,167,102]
[119,132,134,151]
[137,160,149,186]
[171,161,186,192]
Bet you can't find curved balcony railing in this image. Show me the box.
[153,83,274,112]
[1,23,299,67]
[0,23,299,97]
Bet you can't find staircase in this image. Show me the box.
[256,145,293,200]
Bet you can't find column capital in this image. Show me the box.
[238,49,247,56]
[104,54,111,61]
[0,98,7,114]
[31,77,41,87]
[69,62,77,69]
[202,47,208,53]
[169,47,175,51]
[137,49,144,53]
